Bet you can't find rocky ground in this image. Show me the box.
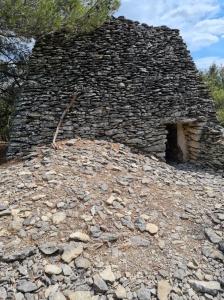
[0,139,223,300]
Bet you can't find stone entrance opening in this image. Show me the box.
[165,120,204,163]
[165,124,184,162]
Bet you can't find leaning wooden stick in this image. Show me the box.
[52,94,78,149]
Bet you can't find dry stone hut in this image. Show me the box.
[8,17,224,168]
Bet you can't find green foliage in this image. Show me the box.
[200,63,224,126]
[0,0,120,38]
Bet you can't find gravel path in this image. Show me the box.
[0,139,223,300]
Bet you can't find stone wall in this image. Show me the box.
[200,123,224,169]
[7,17,224,168]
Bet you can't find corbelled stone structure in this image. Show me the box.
[8,17,224,168]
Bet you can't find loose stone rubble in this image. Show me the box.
[0,139,223,299]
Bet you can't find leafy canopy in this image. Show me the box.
[200,63,224,126]
[0,0,120,38]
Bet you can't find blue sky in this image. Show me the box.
[116,0,224,69]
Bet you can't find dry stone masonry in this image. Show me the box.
[8,17,224,168]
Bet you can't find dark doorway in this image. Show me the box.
[0,142,7,165]
[165,124,183,162]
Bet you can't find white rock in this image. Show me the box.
[145,223,159,234]
[52,292,66,300]
[81,214,93,222]
[157,280,172,300]
[10,217,23,231]
[45,285,59,298]
[45,264,62,275]
[52,212,66,224]
[140,214,150,220]
[69,231,90,242]
[99,266,115,283]
[31,194,46,201]
[115,284,127,299]
[106,195,116,205]
[67,291,92,300]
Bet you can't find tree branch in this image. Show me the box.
[52,92,83,149]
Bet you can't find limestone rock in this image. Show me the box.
[69,231,90,243]
[39,243,59,255]
[93,274,108,292]
[189,280,221,296]
[145,223,159,235]
[115,284,127,299]
[52,212,66,224]
[17,281,38,293]
[1,247,36,263]
[157,280,172,300]
[204,228,222,244]
[0,209,11,217]
[45,264,62,275]
[136,287,151,300]
[67,291,92,300]
[62,244,83,263]
[52,292,66,300]
[75,257,91,269]
[99,266,116,283]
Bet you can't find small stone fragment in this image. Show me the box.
[15,293,25,300]
[10,217,23,231]
[62,244,83,263]
[45,264,62,275]
[75,257,91,269]
[219,240,224,253]
[202,246,224,262]
[93,274,108,292]
[106,194,116,205]
[69,231,90,242]
[158,240,165,250]
[136,287,151,300]
[39,243,59,255]
[0,287,7,299]
[17,281,38,293]
[52,212,66,224]
[115,285,127,299]
[0,204,8,211]
[1,247,36,263]
[157,280,172,300]
[31,194,46,201]
[189,280,221,296]
[145,223,159,235]
[52,292,66,300]
[204,228,222,244]
[129,236,150,247]
[62,264,73,276]
[99,266,115,283]
[100,232,119,242]
[67,291,92,300]
[45,284,59,298]
[0,209,11,217]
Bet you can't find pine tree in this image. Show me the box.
[0,0,120,38]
